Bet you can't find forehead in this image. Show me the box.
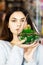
[9,11,26,19]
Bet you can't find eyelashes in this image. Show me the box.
[11,19,25,22]
[11,20,16,22]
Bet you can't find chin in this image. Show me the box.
[16,28,22,35]
[17,32,20,35]
[17,31,21,36]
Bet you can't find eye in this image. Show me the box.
[21,19,25,22]
[11,20,16,22]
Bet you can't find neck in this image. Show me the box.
[13,34,19,41]
[10,34,19,46]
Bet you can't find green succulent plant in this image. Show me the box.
[19,25,39,44]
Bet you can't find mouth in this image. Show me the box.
[16,26,21,31]
[16,28,19,30]
[16,28,21,34]
[16,29,20,32]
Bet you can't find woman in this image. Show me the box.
[0,7,43,65]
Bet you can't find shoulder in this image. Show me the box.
[0,40,12,53]
[0,40,12,48]
[0,40,12,57]
[0,40,8,44]
[0,40,7,47]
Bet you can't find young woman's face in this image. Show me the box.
[8,11,27,35]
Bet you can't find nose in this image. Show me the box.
[17,20,21,26]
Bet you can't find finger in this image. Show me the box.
[19,37,27,44]
[23,40,38,47]
[18,39,39,48]
[27,40,39,48]
[29,45,39,57]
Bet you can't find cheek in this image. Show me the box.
[20,22,25,29]
[18,22,25,33]
[24,21,27,28]
[9,22,17,32]
[21,22,27,29]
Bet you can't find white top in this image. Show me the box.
[0,40,43,65]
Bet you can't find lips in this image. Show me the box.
[16,28,20,31]
[16,26,21,30]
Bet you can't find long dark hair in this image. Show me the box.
[1,7,33,42]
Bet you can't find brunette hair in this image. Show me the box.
[1,7,33,41]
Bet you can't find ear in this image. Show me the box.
[24,21,27,29]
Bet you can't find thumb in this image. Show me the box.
[20,37,27,44]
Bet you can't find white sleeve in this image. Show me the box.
[27,44,43,65]
[27,60,36,65]
[6,45,24,65]
[37,44,43,65]
[24,59,36,65]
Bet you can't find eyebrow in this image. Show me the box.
[11,17,26,20]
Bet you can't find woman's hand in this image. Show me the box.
[17,40,39,62]
[24,42,39,62]
[14,37,39,62]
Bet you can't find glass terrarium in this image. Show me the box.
[19,24,39,44]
